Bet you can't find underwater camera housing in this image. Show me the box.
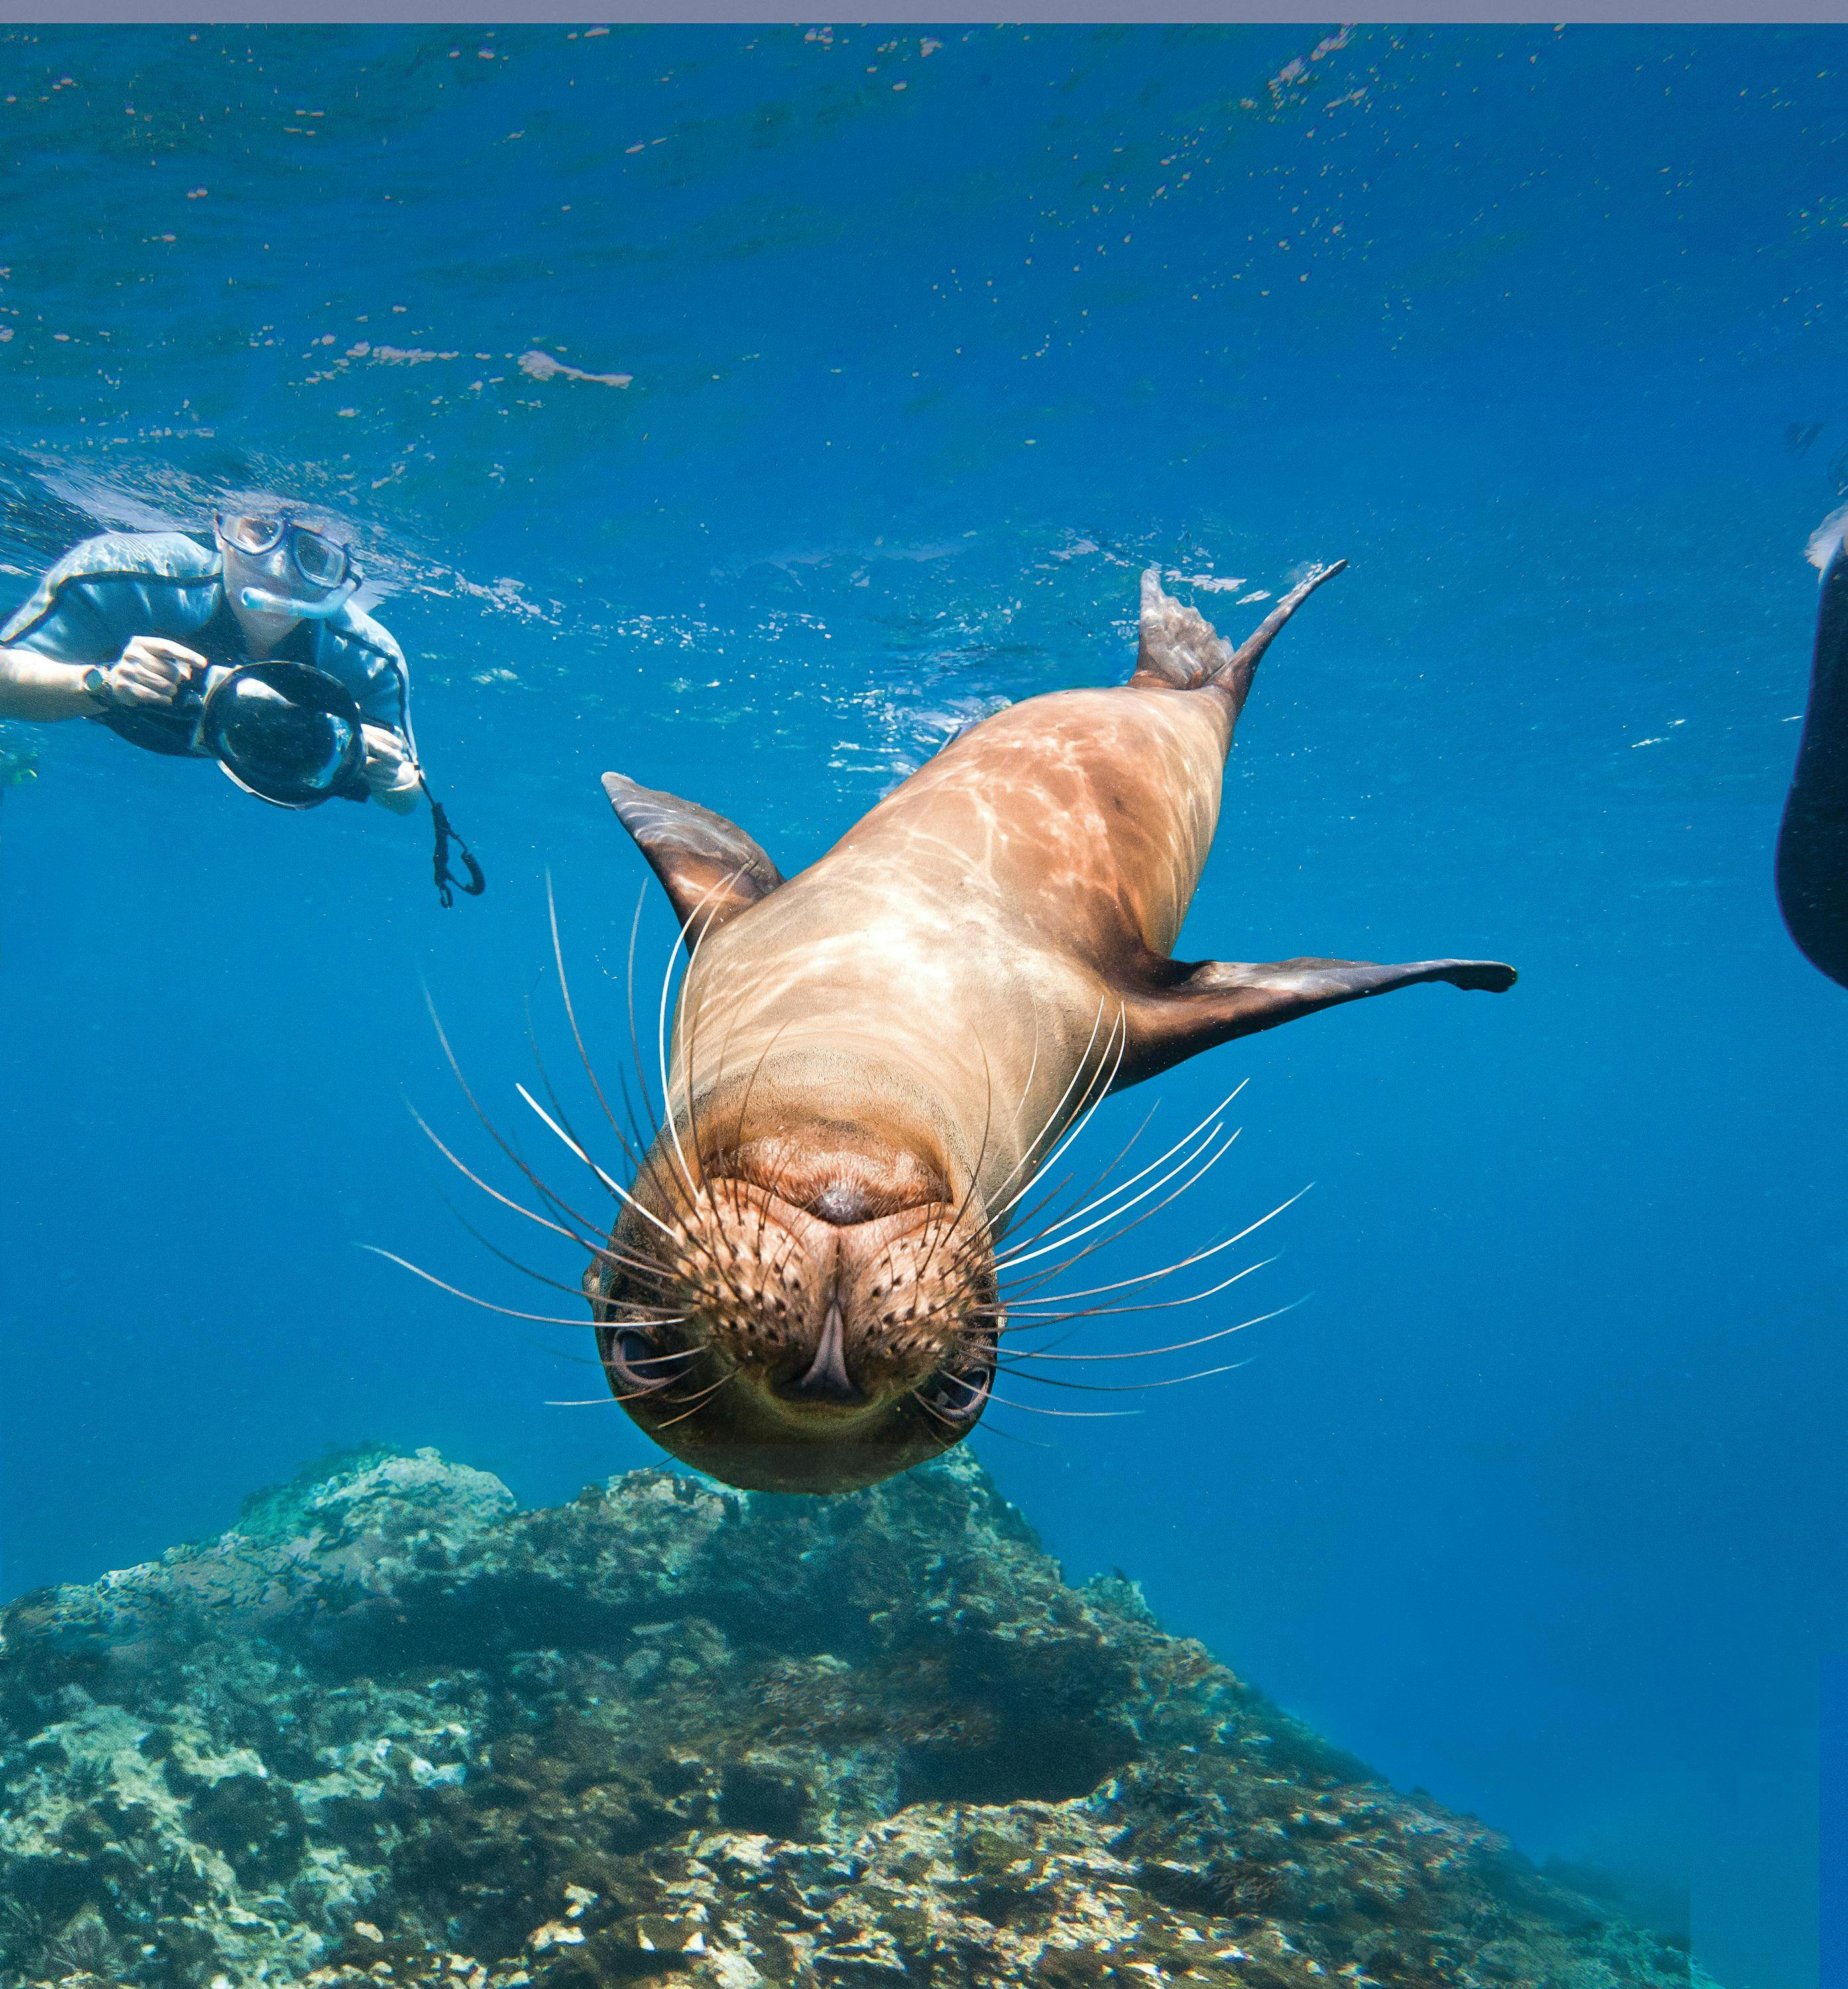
[184,660,371,810]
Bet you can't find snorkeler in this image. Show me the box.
[0,511,482,903]
[1776,527,1848,989]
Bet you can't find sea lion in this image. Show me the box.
[1777,534,1848,989]
[581,566,1515,1494]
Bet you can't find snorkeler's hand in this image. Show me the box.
[361,723,420,798]
[105,636,203,708]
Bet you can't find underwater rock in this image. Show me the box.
[0,1448,1702,1989]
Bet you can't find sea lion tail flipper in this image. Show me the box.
[1117,954,1517,1086]
[1130,562,1348,716]
[1132,569,1240,689]
[601,771,785,947]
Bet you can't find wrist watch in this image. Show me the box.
[80,666,113,710]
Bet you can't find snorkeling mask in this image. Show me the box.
[180,660,370,809]
[214,512,361,620]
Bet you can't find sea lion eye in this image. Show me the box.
[606,1326,664,1392]
[916,1354,994,1423]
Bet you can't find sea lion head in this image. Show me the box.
[585,1088,1000,1494]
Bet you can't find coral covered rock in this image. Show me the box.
[0,1449,1699,1989]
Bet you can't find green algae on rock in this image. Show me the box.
[0,1449,1700,1989]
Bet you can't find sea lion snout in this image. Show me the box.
[589,1140,1000,1493]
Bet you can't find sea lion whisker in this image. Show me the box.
[1000,1272,1275,1333]
[656,868,745,1205]
[976,1389,1143,1419]
[974,994,1112,1228]
[421,993,622,1246]
[1004,1101,1159,1263]
[614,905,673,1180]
[982,1002,1129,1237]
[1001,1296,1300,1353]
[616,1067,665,1193]
[656,927,701,1204]
[623,885,664,1136]
[1012,1021,1041,1126]
[986,1082,1233,1281]
[632,1139,705,1230]
[406,1099,612,1256]
[595,1341,705,1382]
[530,1339,603,1368]
[911,1394,970,1444]
[914,1390,1059,1454]
[518,971,575,1122]
[932,1005,1126,1290]
[1004,1100,1236,1263]
[529,1130,724,1313]
[520,1010,639,1201]
[651,1370,738,1431]
[1000,1078,1249,1261]
[982,1004,1116,1229]
[361,1246,628,1328]
[547,1374,693,1406]
[1004,1118,1243,1274]
[618,1343,703,1369]
[690,913,751,1181]
[995,1168,1075,1251]
[1006,1179,1308,1306]
[998,1119,1234,1272]
[919,1039,996,1284]
[514,1083,682,1243]
[998,1219,1293,1308]
[1000,1086,1163,1247]
[911,1385,1059,1453]
[434,1185,679,1305]
[962,1418,1058,1452]
[546,874,649,1168]
[520,963,646,1184]
[992,1356,1252,1394]
[422,987,632,1249]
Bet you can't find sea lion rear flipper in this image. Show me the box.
[1130,562,1348,715]
[1117,954,1517,1086]
[601,771,784,945]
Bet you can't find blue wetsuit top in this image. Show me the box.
[0,531,413,759]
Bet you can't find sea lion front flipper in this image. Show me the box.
[601,772,784,946]
[1776,541,1848,989]
[1116,954,1517,1087]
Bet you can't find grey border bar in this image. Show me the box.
[2,3,1847,23]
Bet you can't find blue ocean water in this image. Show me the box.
[0,22,1844,1986]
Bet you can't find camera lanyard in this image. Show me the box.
[419,773,485,908]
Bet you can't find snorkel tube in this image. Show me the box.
[238,579,360,621]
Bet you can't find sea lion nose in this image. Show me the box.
[810,1182,873,1225]
[783,1299,864,1406]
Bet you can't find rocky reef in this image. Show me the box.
[0,1448,1699,1989]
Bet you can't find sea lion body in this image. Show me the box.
[585,568,1515,1493]
[676,680,1229,1218]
